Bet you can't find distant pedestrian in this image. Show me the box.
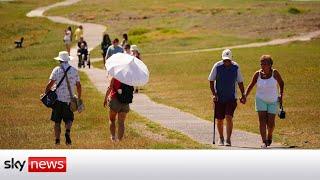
[74,25,83,42]
[124,44,131,55]
[244,55,284,148]
[101,33,112,65]
[44,51,82,145]
[77,36,88,68]
[121,33,128,47]
[130,45,142,93]
[208,49,246,146]
[63,26,72,55]
[106,38,123,60]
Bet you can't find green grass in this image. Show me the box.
[47,0,320,54]
[0,0,207,149]
[94,38,320,148]
[93,39,320,148]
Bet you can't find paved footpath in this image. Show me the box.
[27,0,319,149]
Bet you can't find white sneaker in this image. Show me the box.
[261,143,267,149]
[225,139,231,146]
[218,138,224,146]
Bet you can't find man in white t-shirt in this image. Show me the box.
[44,51,81,145]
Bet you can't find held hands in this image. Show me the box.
[240,95,246,104]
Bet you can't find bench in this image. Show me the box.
[14,37,24,48]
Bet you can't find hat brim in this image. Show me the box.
[53,56,74,61]
[222,56,232,61]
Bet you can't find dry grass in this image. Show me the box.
[0,0,207,149]
[47,0,320,54]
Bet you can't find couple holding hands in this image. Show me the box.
[208,49,284,148]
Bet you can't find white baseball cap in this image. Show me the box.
[54,51,73,62]
[222,49,232,60]
[130,44,139,53]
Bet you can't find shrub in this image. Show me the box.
[288,7,301,14]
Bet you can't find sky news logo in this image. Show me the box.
[4,157,66,172]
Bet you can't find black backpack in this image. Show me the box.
[117,83,134,104]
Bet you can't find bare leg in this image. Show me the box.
[258,111,268,143]
[54,122,61,140]
[109,109,117,140]
[65,121,72,134]
[225,115,233,142]
[117,112,127,141]
[216,119,224,139]
[64,121,73,145]
[266,113,276,143]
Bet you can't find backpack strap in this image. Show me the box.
[56,66,71,89]
[61,66,74,99]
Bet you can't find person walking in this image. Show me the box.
[106,38,124,60]
[124,44,131,55]
[44,51,82,145]
[103,77,130,142]
[121,33,128,47]
[63,26,72,55]
[130,45,142,93]
[74,25,83,42]
[101,33,112,65]
[208,49,246,146]
[244,55,284,148]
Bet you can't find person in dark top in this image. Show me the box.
[208,49,246,147]
[101,33,112,65]
[77,36,88,62]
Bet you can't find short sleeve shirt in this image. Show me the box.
[106,45,124,59]
[49,64,80,103]
[208,60,243,102]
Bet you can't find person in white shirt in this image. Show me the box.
[44,51,82,145]
[244,55,284,148]
[63,26,72,55]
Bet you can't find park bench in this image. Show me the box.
[14,37,24,48]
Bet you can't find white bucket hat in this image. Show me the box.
[222,49,232,60]
[130,45,139,53]
[54,51,73,62]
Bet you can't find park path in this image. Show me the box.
[27,0,319,149]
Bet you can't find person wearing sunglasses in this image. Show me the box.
[244,55,284,148]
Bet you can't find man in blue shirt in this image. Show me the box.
[106,38,124,60]
[208,49,246,146]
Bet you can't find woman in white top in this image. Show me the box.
[244,55,284,148]
[63,26,72,55]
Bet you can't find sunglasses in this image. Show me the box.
[260,62,270,66]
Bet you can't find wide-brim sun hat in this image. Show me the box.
[130,44,139,53]
[54,51,73,62]
[222,49,232,60]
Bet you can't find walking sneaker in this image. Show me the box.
[110,136,117,142]
[267,139,272,146]
[225,139,232,146]
[65,133,72,145]
[261,143,268,149]
[55,139,60,145]
[218,138,224,146]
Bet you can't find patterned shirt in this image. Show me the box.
[49,63,80,103]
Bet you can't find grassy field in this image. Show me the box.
[50,0,320,148]
[46,0,320,55]
[0,0,207,149]
[93,39,320,148]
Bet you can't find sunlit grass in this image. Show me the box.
[0,0,207,149]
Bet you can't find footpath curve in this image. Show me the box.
[27,0,319,149]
